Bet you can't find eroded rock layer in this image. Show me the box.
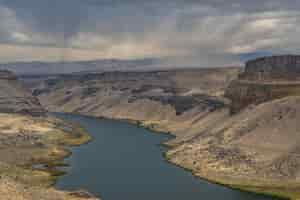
[242,55,300,81]
[226,55,300,112]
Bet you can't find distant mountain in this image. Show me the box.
[0,58,161,75]
[238,52,272,62]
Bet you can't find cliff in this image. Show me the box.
[242,55,300,81]
[226,55,300,112]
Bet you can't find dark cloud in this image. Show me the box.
[0,0,300,65]
[2,0,298,40]
[1,0,87,41]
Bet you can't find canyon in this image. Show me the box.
[3,55,300,199]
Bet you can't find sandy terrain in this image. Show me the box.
[0,113,97,200]
[0,70,99,200]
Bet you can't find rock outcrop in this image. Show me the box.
[226,55,300,112]
[241,55,300,81]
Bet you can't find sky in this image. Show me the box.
[0,0,300,67]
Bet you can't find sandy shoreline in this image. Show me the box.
[0,113,99,200]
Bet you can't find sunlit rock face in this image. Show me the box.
[225,55,300,113]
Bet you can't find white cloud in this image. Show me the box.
[250,18,280,29]
[11,32,31,42]
[0,6,24,39]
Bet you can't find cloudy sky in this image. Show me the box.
[0,0,300,66]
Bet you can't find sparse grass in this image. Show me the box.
[191,172,300,200]
[0,163,55,187]
[227,182,300,200]
[0,113,93,189]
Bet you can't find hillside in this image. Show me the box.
[24,68,239,146]
[0,70,97,200]
[0,70,45,115]
[0,58,161,75]
[168,96,300,198]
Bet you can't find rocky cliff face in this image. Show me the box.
[0,70,45,115]
[226,55,300,112]
[242,55,300,81]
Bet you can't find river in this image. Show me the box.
[55,113,277,200]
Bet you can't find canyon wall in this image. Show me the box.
[226,55,300,112]
[241,55,300,81]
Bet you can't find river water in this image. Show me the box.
[55,113,277,200]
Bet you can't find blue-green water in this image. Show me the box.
[55,113,277,200]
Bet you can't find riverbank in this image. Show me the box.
[0,69,100,200]
[137,114,300,200]
[124,119,295,200]
[55,112,277,200]
[0,113,99,200]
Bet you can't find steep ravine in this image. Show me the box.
[24,64,300,199]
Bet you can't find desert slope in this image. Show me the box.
[168,96,300,198]
[26,68,238,144]
[0,70,98,200]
